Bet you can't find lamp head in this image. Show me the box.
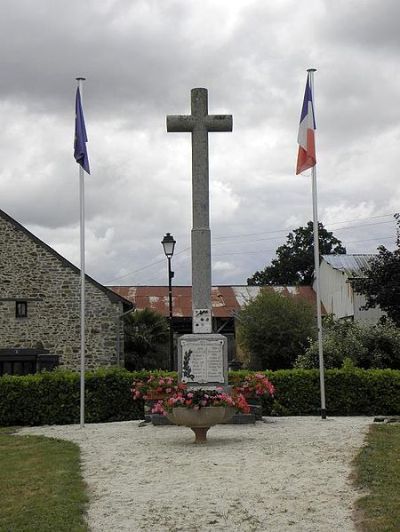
[161,233,176,257]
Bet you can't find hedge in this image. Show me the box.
[0,368,145,426]
[262,368,400,416]
[1,367,400,426]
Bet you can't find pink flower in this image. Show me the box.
[151,400,165,414]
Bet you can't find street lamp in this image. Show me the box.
[161,233,176,371]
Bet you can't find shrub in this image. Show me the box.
[124,309,169,370]
[295,318,400,370]
[360,321,400,369]
[0,368,144,426]
[229,368,400,416]
[263,367,400,416]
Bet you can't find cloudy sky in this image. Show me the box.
[1,0,399,287]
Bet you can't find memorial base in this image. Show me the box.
[151,414,174,426]
[224,412,256,424]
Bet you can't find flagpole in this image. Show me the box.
[76,76,86,428]
[308,68,326,420]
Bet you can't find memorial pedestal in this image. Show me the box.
[166,406,235,443]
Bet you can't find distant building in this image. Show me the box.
[317,254,385,324]
[0,209,132,375]
[109,285,322,361]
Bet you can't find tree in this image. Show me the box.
[236,290,316,370]
[352,214,400,326]
[124,308,169,370]
[247,221,346,286]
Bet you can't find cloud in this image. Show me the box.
[0,0,399,288]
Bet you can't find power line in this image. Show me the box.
[213,213,396,241]
[212,235,395,257]
[114,233,395,285]
[105,215,398,283]
[330,219,395,233]
[105,246,191,284]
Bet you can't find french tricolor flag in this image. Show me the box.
[296,73,316,175]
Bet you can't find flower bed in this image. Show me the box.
[131,373,274,403]
[131,374,184,401]
[152,388,251,416]
[131,372,276,422]
[232,372,275,398]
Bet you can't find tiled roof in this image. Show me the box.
[108,285,324,318]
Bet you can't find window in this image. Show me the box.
[16,301,28,318]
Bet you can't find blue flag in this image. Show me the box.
[74,87,90,174]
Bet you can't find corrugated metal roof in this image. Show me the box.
[108,285,324,317]
[322,254,376,278]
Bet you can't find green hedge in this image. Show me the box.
[0,368,145,426]
[1,367,399,427]
[263,368,400,416]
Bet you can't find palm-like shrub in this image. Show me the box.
[124,309,169,370]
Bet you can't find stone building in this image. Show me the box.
[0,209,132,375]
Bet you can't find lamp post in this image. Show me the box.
[161,233,176,371]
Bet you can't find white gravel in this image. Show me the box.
[20,416,371,532]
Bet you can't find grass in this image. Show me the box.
[353,424,400,531]
[0,427,88,531]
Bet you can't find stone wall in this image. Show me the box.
[0,211,127,370]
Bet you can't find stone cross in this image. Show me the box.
[167,88,232,333]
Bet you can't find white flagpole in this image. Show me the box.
[76,76,86,428]
[308,68,326,420]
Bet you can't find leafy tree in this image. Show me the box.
[352,214,400,326]
[295,317,400,369]
[124,308,169,370]
[247,221,346,286]
[236,290,316,370]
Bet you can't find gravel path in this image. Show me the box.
[20,416,371,532]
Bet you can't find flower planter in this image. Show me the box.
[166,406,235,444]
